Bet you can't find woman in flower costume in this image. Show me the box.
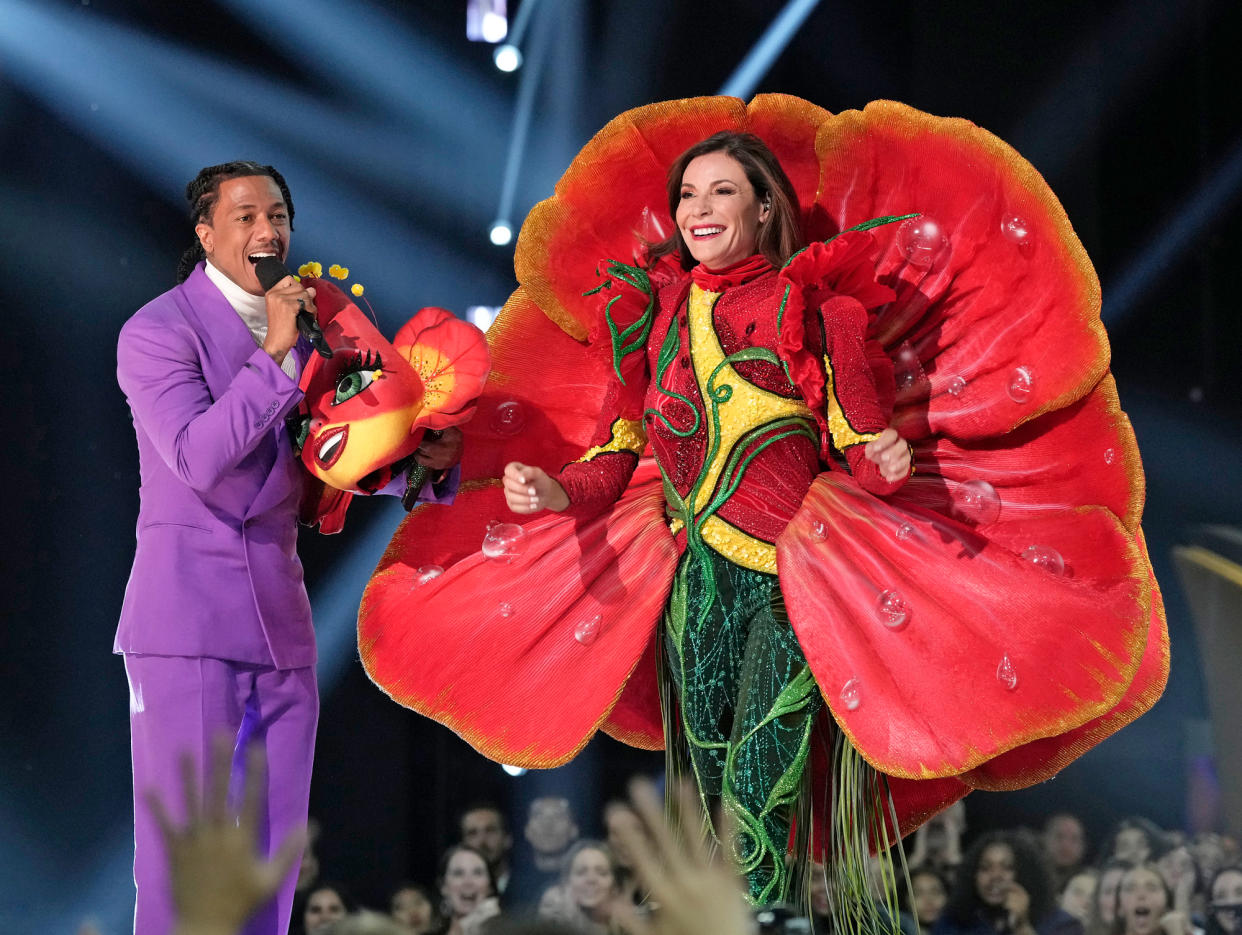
[358,96,1168,915]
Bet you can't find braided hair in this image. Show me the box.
[176,161,295,283]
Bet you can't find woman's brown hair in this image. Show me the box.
[649,131,804,270]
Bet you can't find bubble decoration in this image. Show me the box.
[1021,544,1066,576]
[953,479,1002,525]
[498,602,514,618]
[1000,214,1032,246]
[840,678,861,711]
[945,375,967,397]
[874,590,910,629]
[997,655,1019,691]
[1007,366,1035,404]
[574,615,602,645]
[894,341,926,392]
[415,565,444,585]
[811,521,828,540]
[1103,448,1116,465]
[896,216,949,269]
[490,401,527,437]
[482,523,527,563]
[896,522,915,541]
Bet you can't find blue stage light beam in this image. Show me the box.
[508,0,541,47]
[493,0,557,242]
[214,0,510,149]
[1103,134,1242,326]
[0,0,513,314]
[718,0,823,99]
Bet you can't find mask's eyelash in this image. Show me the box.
[343,350,385,372]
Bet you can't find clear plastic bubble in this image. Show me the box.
[896,522,915,541]
[490,401,527,436]
[574,614,602,645]
[1021,544,1066,576]
[1104,447,1116,465]
[953,479,1001,525]
[874,590,910,629]
[498,602,514,618]
[1001,215,1032,246]
[896,216,949,269]
[894,341,926,391]
[1007,366,1035,403]
[482,522,527,563]
[415,565,444,585]
[945,375,967,397]
[997,655,1019,691]
[811,520,827,540]
[840,678,861,711]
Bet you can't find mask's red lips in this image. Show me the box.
[314,425,348,469]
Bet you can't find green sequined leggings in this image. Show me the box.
[663,548,823,905]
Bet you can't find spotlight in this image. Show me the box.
[493,43,522,72]
[489,220,513,246]
[467,0,508,42]
[501,764,528,777]
[465,305,502,330]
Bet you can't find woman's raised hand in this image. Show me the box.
[864,428,913,483]
[503,462,570,514]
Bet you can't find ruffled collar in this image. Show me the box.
[690,254,774,292]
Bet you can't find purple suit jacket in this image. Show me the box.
[116,263,315,669]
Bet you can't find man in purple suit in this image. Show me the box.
[116,161,458,935]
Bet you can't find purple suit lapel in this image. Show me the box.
[179,263,305,518]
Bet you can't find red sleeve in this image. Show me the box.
[821,295,909,496]
[553,264,658,516]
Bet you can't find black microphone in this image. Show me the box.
[253,256,333,359]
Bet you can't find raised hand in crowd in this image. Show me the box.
[146,735,305,935]
[610,779,752,935]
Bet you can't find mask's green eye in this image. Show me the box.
[332,350,384,405]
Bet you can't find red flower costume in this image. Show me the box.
[358,96,1167,897]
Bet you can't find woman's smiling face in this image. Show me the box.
[441,849,491,918]
[675,151,768,269]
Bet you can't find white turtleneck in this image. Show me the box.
[204,260,299,382]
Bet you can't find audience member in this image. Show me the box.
[1091,861,1134,935]
[527,798,581,874]
[1061,870,1100,928]
[1206,867,1242,935]
[509,797,583,906]
[1108,820,1166,867]
[438,843,502,935]
[536,882,574,922]
[1112,863,1193,935]
[561,840,622,933]
[910,801,967,883]
[1046,815,1090,889]
[305,884,352,935]
[904,866,951,931]
[1192,837,1231,886]
[297,819,323,895]
[1157,845,1201,917]
[461,804,515,896]
[935,830,1082,935]
[603,800,647,906]
[391,882,440,934]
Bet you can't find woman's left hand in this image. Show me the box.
[864,428,911,482]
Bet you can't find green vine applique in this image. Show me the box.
[583,259,655,385]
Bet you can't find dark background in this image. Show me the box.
[2,0,1240,929]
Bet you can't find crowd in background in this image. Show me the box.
[282,788,1242,935]
[74,742,1242,935]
